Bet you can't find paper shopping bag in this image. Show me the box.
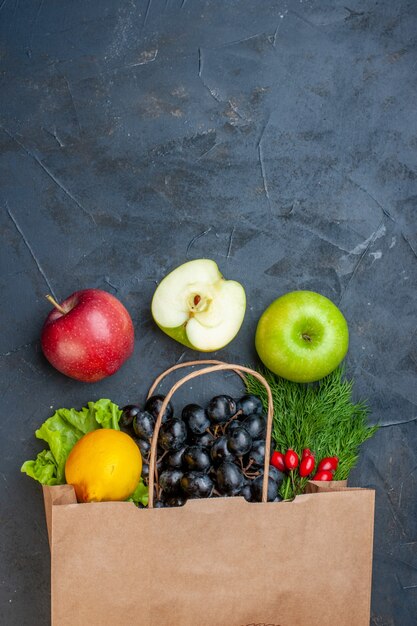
[44,484,374,626]
[43,362,375,626]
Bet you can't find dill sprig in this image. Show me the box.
[245,366,378,498]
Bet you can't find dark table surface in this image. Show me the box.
[1,1,416,624]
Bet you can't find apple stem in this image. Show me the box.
[302,333,312,342]
[45,294,67,315]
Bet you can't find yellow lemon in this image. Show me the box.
[65,429,142,502]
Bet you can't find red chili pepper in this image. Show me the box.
[299,455,315,477]
[284,449,299,471]
[302,448,314,459]
[270,451,286,473]
[312,470,334,481]
[317,456,339,472]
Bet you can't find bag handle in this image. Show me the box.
[147,361,274,508]
[146,359,246,399]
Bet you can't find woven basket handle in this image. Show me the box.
[146,359,246,399]
[147,361,274,508]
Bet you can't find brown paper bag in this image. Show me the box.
[42,362,375,626]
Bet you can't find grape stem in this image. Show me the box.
[245,470,260,479]
[208,410,244,438]
[243,459,254,472]
[157,451,168,464]
[222,410,243,435]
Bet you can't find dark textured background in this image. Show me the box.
[1,1,416,624]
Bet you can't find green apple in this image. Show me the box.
[151,259,246,351]
[255,290,349,382]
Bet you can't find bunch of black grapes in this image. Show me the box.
[120,393,284,507]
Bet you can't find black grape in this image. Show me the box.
[133,410,155,439]
[120,404,141,428]
[159,418,188,451]
[154,499,167,508]
[226,427,252,456]
[242,413,266,440]
[267,465,285,484]
[167,446,187,469]
[206,395,236,424]
[251,473,281,502]
[180,472,214,498]
[166,495,187,507]
[226,419,243,434]
[144,395,173,423]
[210,436,234,464]
[216,462,244,496]
[141,461,149,481]
[183,446,211,472]
[133,437,151,459]
[236,394,263,416]
[239,483,253,502]
[246,439,265,468]
[191,431,215,448]
[182,404,210,434]
[159,469,184,495]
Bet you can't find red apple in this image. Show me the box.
[41,289,134,382]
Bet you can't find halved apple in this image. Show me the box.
[151,259,246,351]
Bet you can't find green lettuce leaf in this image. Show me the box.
[21,449,60,485]
[21,399,122,486]
[127,478,149,507]
[90,398,121,430]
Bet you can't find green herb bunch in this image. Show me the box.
[245,366,378,498]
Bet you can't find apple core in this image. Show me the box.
[151,259,246,351]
